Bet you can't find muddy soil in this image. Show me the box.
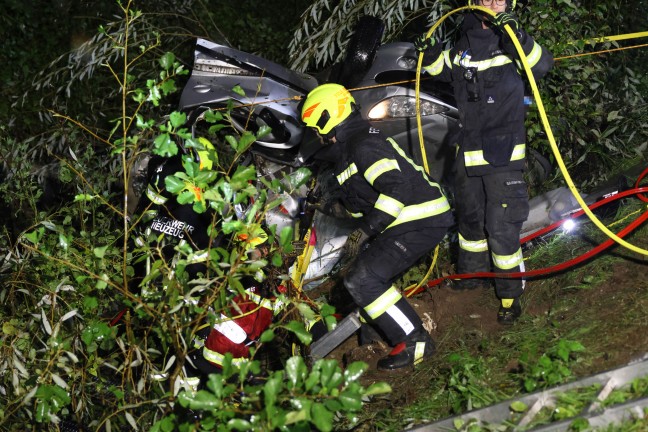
[310,247,648,420]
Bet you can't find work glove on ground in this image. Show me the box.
[413,33,443,63]
[343,228,371,258]
[491,12,528,57]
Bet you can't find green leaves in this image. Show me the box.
[34,384,71,423]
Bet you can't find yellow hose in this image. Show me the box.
[415,6,648,256]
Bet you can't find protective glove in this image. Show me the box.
[413,33,443,62]
[307,199,350,219]
[491,12,520,34]
[491,13,528,57]
[414,33,436,52]
[343,228,371,258]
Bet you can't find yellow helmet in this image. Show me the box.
[468,0,517,10]
[301,83,356,135]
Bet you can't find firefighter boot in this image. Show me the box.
[377,327,435,370]
[497,298,522,325]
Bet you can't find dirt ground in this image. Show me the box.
[312,247,648,414]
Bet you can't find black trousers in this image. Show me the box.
[343,226,447,345]
[453,161,529,299]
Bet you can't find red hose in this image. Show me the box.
[406,186,648,297]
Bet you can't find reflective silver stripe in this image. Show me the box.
[213,313,247,344]
[386,197,451,229]
[492,247,523,270]
[386,304,415,335]
[146,185,167,205]
[336,163,358,185]
[459,233,488,253]
[414,341,426,365]
[386,138,444,191]
[202,348,247,367]
[364,159,400,185]
[452,53,513,71]
[464,144,526,167]
[375,194,404,218]
[365,286,402,320]
[422,51,447,76]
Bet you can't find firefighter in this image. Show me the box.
[301,83,454,370]
[414,0,554,323]
[131,143,279,388]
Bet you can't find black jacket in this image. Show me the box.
[320,115,453,237]
[422,13,554,176]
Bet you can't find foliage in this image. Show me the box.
[519,339,586,392]
[152,357,391,431]
[287,0,452,72]
[443,352,507,414]
[0,2,388,430]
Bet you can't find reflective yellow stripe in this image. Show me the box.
[146,185,167,205]
[414,341,427,365]
[336,163,358,185]
[459,233,489,253]
[511,144,526,161]
[386,138,445,191]
[386,196,451,229]
[202,348,248,367]
[492,248,523,270]
[246,290,284,316]
[464,144,526,167]
[422,51,447,76]
[365,287,402,320]
[375,194,404,218]
[525,42,543,68]
[452,53,513,71]
[364,159,400,185]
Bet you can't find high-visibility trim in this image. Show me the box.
[464,144,526,167]
[422,51,448,76]
[202,348,247,367]
[524,42,543,68]
[492,247,523,270]
[364,159,400,186]
[375,194,405,218]
[349,211,364,218]
[364,287,402,320]
[146,185,167,205]
[459,233,489,253]
[452,52,513,71]
[336,163,358,185]
[386,197,451,229]
[386,138,444,191]
[245,289,285,316]
[414,342,427,365]
[213,313,247,344]
[385,304,415,335]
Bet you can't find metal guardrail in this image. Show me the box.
[407,355,648,431]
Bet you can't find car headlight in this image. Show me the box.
[367,96,449,120]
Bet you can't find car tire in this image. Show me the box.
[336,15,385,88]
